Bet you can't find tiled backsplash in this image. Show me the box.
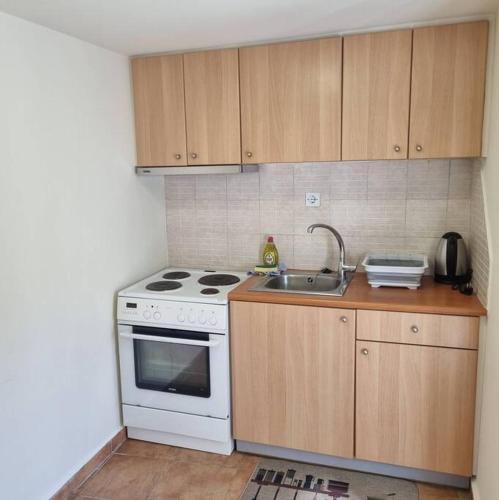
[165,159,489,298]
[471,159,490,305]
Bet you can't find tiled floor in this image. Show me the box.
[72,439,472,499]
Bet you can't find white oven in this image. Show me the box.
[116,268,248,455]
[118,323,230,419]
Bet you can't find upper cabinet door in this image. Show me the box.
[132,55,187,166]
[409,21,488,159]
[342,30,412,160]
[183,49,241,165]
[240,38,342,163]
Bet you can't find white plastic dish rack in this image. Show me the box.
[362,254,429,290]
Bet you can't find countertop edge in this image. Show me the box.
[228,274,487,317]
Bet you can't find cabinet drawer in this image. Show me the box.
[357,310,478,349]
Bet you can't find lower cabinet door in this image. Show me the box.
[356,341,477,476]
[230,302,355,458]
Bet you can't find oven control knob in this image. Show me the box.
[188,310,196,323]
[208,313,217,326]
[153,311,161,320]
[198,311,207,324]
[143,310,152,320]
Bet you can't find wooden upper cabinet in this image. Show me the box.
[240,38,342,163]
[183,48,241,165]
[132,55,187,166]
[409,21,488,158]
[231,302,355,458]
[356,341,477,476]
[342,30,412,160]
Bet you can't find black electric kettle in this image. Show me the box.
[434,232,471,285]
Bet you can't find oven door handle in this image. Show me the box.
[119,332,220,348]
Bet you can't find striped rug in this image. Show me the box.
[240,458,418,499]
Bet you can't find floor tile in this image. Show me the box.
[147,461,243,500]
[76,454,169,500]
[71,439,473,500]
[115,439,178,461]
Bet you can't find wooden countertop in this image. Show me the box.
[229,273,487,317]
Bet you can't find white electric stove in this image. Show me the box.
[117,267,248,455]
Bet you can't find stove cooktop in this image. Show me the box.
[118,267,248,304]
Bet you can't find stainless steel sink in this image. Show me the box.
[250,272,352,297]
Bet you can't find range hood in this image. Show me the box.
[136,165,258,176]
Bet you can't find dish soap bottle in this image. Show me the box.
[262,236,279,267]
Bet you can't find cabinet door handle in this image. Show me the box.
[246,151,253,158]
[361,348,369,356]
[191,153,198,159]
[175,153,182,160]
[411,325,419,334]
[416,144,423,152]
[394,145,401,152]
[340,316,348,323]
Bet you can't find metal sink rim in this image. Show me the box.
[249,271,353,297]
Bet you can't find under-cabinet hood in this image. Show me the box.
[136,165,258,176]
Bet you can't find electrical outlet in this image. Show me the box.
[305,192,321,207]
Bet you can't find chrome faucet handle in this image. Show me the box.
[342,264,357,273]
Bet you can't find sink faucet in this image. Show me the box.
[307,223,357,281]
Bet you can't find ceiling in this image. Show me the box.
[0,0,497,55]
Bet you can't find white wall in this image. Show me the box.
[0,12,166,500]
[474,11,499,500]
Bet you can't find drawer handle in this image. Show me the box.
[361,348,369,356]
[411,325,419,334]
[340,316,348,323]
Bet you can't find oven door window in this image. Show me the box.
[133,327,210,398]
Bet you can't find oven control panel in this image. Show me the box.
[117,297,228,332]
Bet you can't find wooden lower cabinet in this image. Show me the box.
[230,302,355,457]
[356,340,477,476]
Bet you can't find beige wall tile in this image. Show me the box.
[228,233,261,269]
[330,199,368,237]
[293,233,333,270]
[227,171,259,200]
[196,232,228,267]
[368,161,407,200]
[407,159,450,199]
[195,199,227,234]
[195,174,227,200]
[165,176,196,200]
[366,199,406,237]
[293,197,331,234]
[228,200,260,234]
[406,199,447,238]
[366,236,406,254]
[446,199,471,236]
[260,199,294,235]
[330,162,368,200]
[259,163,294,200]
[294,163,331,199]
[449,159,473,199]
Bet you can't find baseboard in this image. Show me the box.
[236,440,471,490]
[50,427,127,500]
[471,478,480,500]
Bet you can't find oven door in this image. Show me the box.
[118,324,229,419]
